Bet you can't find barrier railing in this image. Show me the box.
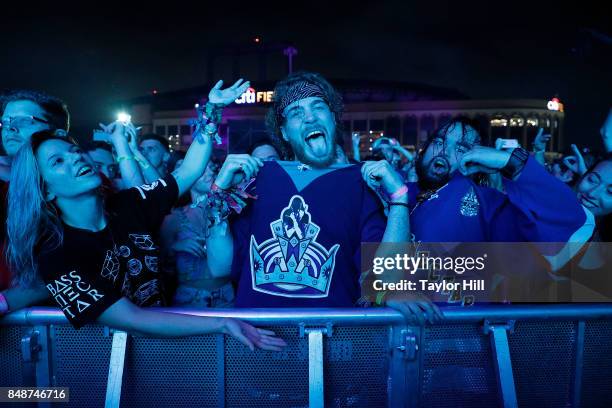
[2,305,612,408]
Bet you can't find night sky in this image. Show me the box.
[1,1,610,150]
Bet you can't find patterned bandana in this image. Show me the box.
[276,81,327,120]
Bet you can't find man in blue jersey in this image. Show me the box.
[205,72,440,323]
[396,117,595,306]
[411,117,593,243]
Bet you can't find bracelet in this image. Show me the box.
[390,185,408,200]
[388,202,410,208]
[211,183,228,192]
[0,292,9,315]
[204,102,224,125]
[205,179,257,231]
[134,156,150,169]
[116,155,135,163]
[501,147,529,180]
[375,291,387,306]
[193,103,224,146]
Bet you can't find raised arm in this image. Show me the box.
[172,79,251,197]
[125,126,162,184]
[205,154,263,278]
[392,143,414,162]
[101,121,145,188]
[361,160,410,243]
[531,128,551,167]
[351,133,361,162]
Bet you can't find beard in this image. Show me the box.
[416,155,452,191]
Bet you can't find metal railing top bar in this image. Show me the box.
[2,304,612,327]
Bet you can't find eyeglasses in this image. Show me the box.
[0,115,50,130]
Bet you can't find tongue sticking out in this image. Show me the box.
[307,134,327,156]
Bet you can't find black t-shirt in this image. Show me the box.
[38,175,178,328]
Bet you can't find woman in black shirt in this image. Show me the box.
[5,80,283,351]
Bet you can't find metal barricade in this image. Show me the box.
[2,305,612,408]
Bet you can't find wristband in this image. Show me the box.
[204,102,224,125]
[388,202,410,208]
[134,156,150,169]
[211,183,228,192]
[390,185,408,200]
[375,291,387,306]
[206,179,257,231]
[501,148,529,180]
[0,292,9,315]
[116,155,135,163]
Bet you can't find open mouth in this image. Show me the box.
[578,194,597,209]
[304,129,327,155]
[305,130,325,142]
[76,165,94,177]
[431,157,449,175]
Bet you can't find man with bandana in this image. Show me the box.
[205,72,440,323]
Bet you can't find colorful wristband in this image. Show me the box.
[211,183,227,192]
[0,292,9,315]
[204,102,224,125]
[116,155,135,163]
[134,156,150,169]
[375,291,387,306]
[390,185,408,200]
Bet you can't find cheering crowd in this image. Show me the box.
[0,71,610,338]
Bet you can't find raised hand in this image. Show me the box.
[214,154,263,190]
[99,121,130,146]
[125,123,141,151]
[393,144,415,163]
[563,144,588,176]
[208,79,251,106]
[351,133,361,148]
[361,160,406,198]
[459,146,512,176]
[532,128,552,153]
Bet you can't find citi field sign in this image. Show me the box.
[234,87,274,104]
[547,97,564,112]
